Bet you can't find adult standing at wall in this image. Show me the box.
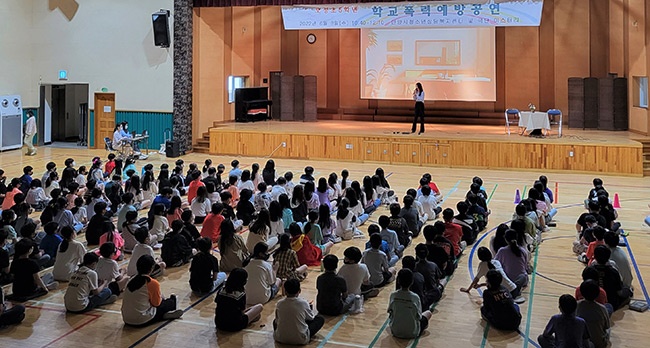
[24,111,37,156]
[411,83,425,135]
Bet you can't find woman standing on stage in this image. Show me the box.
[412,82,425,135]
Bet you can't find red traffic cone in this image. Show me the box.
[514,189,521,204]
[613,193,621,209]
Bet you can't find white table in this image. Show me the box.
[518,111,551,134]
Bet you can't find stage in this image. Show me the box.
[207,120,647,176]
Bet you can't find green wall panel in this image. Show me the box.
[89,110,172,150]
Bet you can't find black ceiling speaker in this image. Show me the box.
[152,10,171,48]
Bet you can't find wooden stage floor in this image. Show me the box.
[3,148,650,347]
[208,121,648,176]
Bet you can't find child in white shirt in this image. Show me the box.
[127,228,165,277]
[96,242,130,295]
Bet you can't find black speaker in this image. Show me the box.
[165,140,180,158]
[152,10,171,48]
[598,78,614,130]
[583,77,599,129]
[568,78,585,129]
[613,77,628,130]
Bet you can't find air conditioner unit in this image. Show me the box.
[0,95,24,151]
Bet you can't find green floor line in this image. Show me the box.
[487,183,499,204]
[480,322,490,348]
[522,244,541,348]
[367,318,391,348]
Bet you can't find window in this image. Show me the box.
[228,76,248,103]
[633,76,648,108]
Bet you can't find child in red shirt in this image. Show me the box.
[442,208,465,256]
[186,171,205,205]
[581,226,606,264]
[201,203,225,243]
[104,154,116,177]
[288,222,322,267]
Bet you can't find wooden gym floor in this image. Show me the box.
[2,146,650,348]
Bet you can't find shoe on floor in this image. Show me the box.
[362,288,380,299]
[547,222,557,227]
[105,295,118,305]
[620,229,629,237]
[162,309,184,320]
[514,296,526,304]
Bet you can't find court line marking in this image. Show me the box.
[622,235,650,304]
[522,242,541,348]
[480,321,490,348]
[317,314,349,348]
[439,180,461,205]
[367,317,391,348]
[487,183,499,204]
[241,328,368,348]
[534,272,574,289]
[28,300,123,315]
[43,314,101,348]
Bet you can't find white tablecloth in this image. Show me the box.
[519,111,551,132]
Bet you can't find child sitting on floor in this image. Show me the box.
[0,288,25,325]
[121,255,183,326]
[335,198,363,241]
[362,234,396,289]
[97,222,124,261]
[127,228,165,278]
[201,203,225,243]
[190,237,226,295]
[10,239,58,301]
[316,254,356,316]
[576,280,611,348]
[274,234,308,281]
[64,252,117,313]
[96,242,130,295]
[289,222,323,267]
[304,210,334,255]
[53,226,87,282]
[243,242,282,306]
[161,220,194,268]
[274,278,325,345]
[214,268,264,332]
[538,294,591,348]
[387,269,433,339]
[481,270,522,331]
[366,224,397,267]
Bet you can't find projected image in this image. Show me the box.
[361,28,496,101]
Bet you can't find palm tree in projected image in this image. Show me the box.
[365,29,395,98]
[366,64,396,98]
